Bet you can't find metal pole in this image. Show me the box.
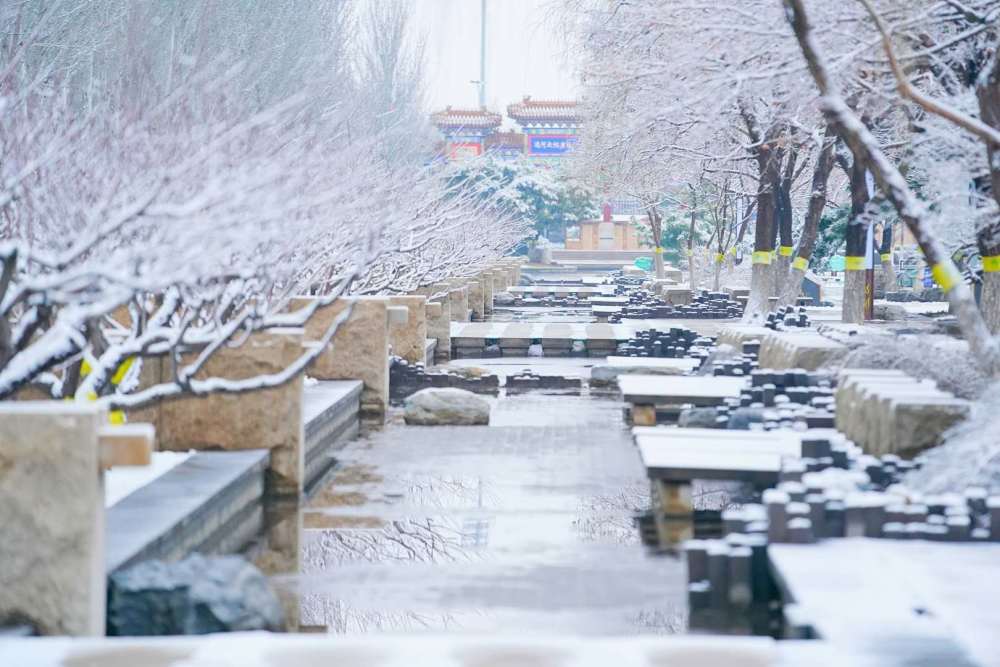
[479,0,487,107]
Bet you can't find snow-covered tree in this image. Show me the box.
[0,1,531,408]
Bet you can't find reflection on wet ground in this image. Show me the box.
[290,393,690,636]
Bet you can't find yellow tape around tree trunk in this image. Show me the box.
[982,255,1000,273]
[751,251,772,265]
[880,252,892,263]
[778,245,794,257]
[792,256,808,271]
[931,262,961,292]
[714,253,724,263]
[844,256,865,271]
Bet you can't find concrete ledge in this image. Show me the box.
[302,380,362,491]
[717,325,772,349]
[758,331,847,371]
[0,633,781,667]
[835,369,969,456]
[105,450,269,573]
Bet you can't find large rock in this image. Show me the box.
[404,388,490,426]
[678,407,722,429]
[493,292,516,307]
[727,407,768,430]
[107,555,284,636]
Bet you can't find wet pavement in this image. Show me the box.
[293,392,689,636]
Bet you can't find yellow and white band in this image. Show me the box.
[752,251,772,265]
[792,256,808,271]
[880,252,892,262]
[844,256,865,271]
[931,261,962,292]
[778,245,794,257]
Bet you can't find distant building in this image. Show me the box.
[565,204,649,251]
[483,131,526,159]
[430,97,580,162]
[506,97,580,159]
[430,107,503,160]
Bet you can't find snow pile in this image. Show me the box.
[905,383,1000,494]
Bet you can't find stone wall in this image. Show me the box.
[424,300,451,362]
[388,295,427,364]
[157,329,305,496]
[0,403,106,636]
[836,369,970,456]
[295,296,391,422]
[757,331,847,371]
[467,279,486,321]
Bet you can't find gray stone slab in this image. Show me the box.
[770,539,999,667]
[508,285,615,296]
[303,380,362,489]
[606,356,701,371]
[451,322,639,343]
[105,450,269,573]
[638,440,782,485]
[619,375,748,406]
[302,380,362,427]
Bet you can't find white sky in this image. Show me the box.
[411,0,580,128]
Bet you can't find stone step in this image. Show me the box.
[105,450,270,573]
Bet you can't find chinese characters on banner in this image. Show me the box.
[529,135,577,156]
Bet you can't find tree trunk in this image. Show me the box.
[774,148,796,295]
[842,150,870,324]
[976,50,1000,334]
[741,111,781,322]
[687,205,697,288]
[648,207,665,280]
[785,0,1000,375]
[778,128,836,307]
[879,223,896,292]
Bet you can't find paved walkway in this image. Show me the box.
[296,394,688,635]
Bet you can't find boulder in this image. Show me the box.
[679,407,722,429]
[873,303,908,321]
[727,408,768,430]
[493,292,516,306]
[885,290,918,303]
[404,388,490,426]
[107,555,284,636]
[920,287,945,302]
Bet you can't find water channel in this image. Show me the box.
[251,308,733,636]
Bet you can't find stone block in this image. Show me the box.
[664,287,694,306]
[834,369,968,455]
[158,329,305,495]
[0,402,105,635]
[481,272,495,314]
[445,282,470,322]
[388,295,427,365]
[293,297,390,423]
[467,279,486,321]
[757,331,847,371]
[424,299,451,362]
